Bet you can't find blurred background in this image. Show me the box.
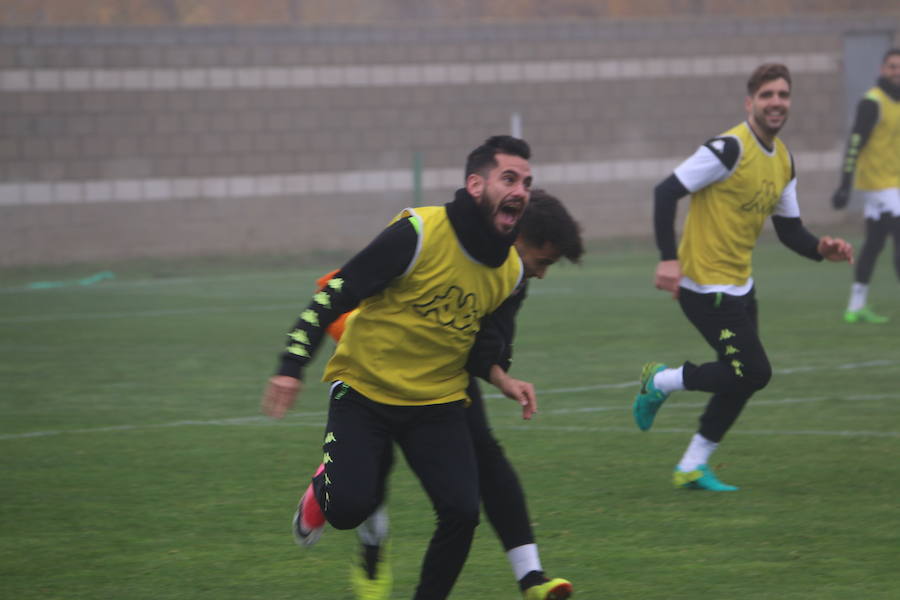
[2,0,899,266]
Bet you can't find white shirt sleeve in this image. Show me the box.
[772,177,800,217]
[672,145,732,193]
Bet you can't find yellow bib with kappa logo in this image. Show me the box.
[856,86,900,190]
[679,122,792,286]
[323,205,523,406]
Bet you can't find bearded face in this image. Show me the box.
[881,54,900,88]
[467,153,532,237]
[746,77,791,140]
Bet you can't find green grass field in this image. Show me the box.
[2,236,898,599]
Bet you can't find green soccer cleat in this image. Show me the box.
[350,541,392,600]
[524,577,573,600]
[633,362,669,431]
[844,307,889,324]
[673,464,739,492]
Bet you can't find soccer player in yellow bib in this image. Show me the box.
[831,48,900,324]
[262,136,541,600]
[314,190,583,600]
[634,63,854,491]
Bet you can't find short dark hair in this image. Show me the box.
[747,63,791,96]
[518,189,584,265]
[883,48,900,63]
[465,135,531,178]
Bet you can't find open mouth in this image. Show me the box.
[497,200,524,227]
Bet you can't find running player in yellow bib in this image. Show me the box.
[262,136,538,599]
[315,190,583,600]
[633,64,854,491]
[832,48,900,324]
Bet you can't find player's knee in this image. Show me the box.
[743,361,772,392]
[323,496,377,530]
[437,501,480,531]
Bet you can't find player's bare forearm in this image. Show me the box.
[262,375,302,419]
[488,364,537,420]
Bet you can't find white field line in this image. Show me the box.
[536,393,900,415]
[497,425,900,438]
[2,368,897,441]
[0,303,304,323]
[0,410,327,440]
[481,360,896,398]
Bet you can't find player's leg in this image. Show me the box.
[297,382,394,545]
[670,288,771,491]
[465,378,572,599]
[350,448,394,600]
[466,379,532,550]
[398,400,479,600]
[678,288,771,401]
[889,212,900,282]
[846,213,890,323]
[854,215,888,285]
[634,288,770,434]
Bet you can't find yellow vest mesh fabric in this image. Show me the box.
[323,206,522,406]
[679,122,792,286]
[856,86,900,191]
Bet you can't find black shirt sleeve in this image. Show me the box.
[276,217,418,379]
[653,174,690,260]
[465,282,528,381]
[703,136,741,171]
[837,98,879,190]
[771,216,823,262]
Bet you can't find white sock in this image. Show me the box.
[847,282,868,312]
[653,366,685,394]
[507,544,542,581]
[357,503,389,546]
[677,433,718,472]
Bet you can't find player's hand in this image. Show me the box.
[654,260,681,299]
[489,366,537,420]
[262,375,302,419]
[831,188,850,210]
[818,236,854,264]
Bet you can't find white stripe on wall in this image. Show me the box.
[0,150,841,206]
[0,52,838,93]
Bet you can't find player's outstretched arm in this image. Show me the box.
[262,375,302,419]
[488,365,537,420]
[655,259,681,299]
[817,236,854,264]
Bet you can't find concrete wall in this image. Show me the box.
[2,2,899,265]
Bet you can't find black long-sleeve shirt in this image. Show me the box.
[276,188,521,381]
[465,281,527,381]
[837,77,900,191]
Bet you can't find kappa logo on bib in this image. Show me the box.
[413,285,481,332]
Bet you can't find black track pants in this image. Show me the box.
[312,383,479,600]
[677,287,773,443]
[465,378,534,552]
[854,213,900,284]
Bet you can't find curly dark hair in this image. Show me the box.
[519,189,584,265]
